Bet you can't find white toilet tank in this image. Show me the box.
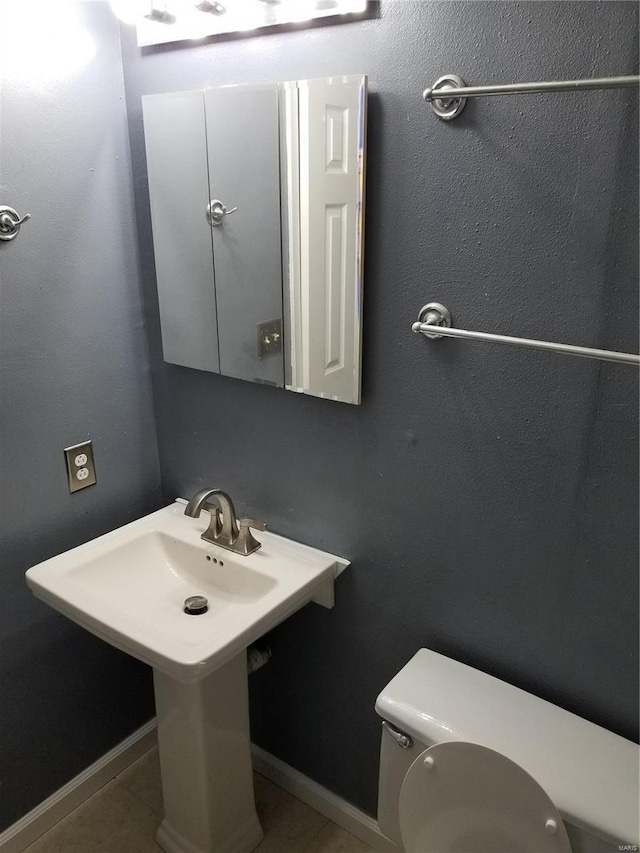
[375,650,639,853]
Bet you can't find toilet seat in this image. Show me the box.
[399,741,572,853]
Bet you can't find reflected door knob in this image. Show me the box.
[206,199,238,227]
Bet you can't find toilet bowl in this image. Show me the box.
[375,650,639,853]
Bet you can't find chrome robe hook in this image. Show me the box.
[0,206,31,242]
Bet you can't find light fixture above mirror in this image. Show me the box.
[110,0,367,46]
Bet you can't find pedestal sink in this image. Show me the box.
[26,500,348,853]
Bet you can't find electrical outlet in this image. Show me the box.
[64,440,97,493]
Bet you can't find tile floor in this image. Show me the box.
[23,747,375,853]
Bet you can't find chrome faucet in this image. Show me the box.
[184,488,266,556]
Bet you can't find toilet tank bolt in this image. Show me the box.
[545,819,558,835]
[423,756,435,769]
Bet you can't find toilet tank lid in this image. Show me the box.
[375,650,639,847]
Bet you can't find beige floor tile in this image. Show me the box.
[305,823,375,853]
[117,745,164,817]
[23,780,162,853]
[253,772,328,853]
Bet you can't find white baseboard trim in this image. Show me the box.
[251,744,395,852]
[0,719,157,853]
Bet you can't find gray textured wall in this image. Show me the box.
[121,1,639,816]
[0,3,161,830]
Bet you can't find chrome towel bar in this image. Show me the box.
[423,74,640,120]
[412,303,640,367]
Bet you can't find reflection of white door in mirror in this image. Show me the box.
[141,75,367,405]
[285,75,367,405]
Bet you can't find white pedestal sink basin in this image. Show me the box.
[26,500,348,853]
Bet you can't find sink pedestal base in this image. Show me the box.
[153,655,264,853]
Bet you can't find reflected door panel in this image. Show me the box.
[205,85,284,387]
[142,91,220,373]
[292,76,366,404]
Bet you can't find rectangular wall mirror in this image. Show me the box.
[142,74,367,404]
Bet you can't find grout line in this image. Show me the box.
[300,819,331,853]
[114,747,165,820]
[112,776,164,822]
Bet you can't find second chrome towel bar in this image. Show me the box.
[412,303,640,367]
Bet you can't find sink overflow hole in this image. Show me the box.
[206,556,218,564]
[184,595,208,616]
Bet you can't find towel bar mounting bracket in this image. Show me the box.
[417,303,452,339]
[423,75,468,120]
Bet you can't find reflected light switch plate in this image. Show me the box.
[258,318,283,359]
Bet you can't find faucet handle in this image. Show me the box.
[235,518,266,555]
[241,518,266,532]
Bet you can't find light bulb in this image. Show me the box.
[109,0,153,25]
[195,0,227,12]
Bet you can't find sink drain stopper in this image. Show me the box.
[184,595,208,615]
